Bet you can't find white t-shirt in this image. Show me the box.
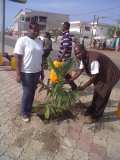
[79,60,99,75]
[14,36,43,73]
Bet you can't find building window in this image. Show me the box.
[39,16,47,22]
[31,16,39,23]
[40,24,46,30]
[34,16,38,22]
[25,17,30,22]
[20,16,25,21]
[85,26,90,31]
[31,17,34,23]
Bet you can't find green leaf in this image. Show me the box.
[44,105,50,119]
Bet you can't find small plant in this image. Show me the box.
[44,57,80,119]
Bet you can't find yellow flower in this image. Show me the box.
[53,60,63,68]
[50,60,64,83]
[50,69,58,83]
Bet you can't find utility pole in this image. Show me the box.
[90,15,96,47]
[97,16,99,25]
[0,0,5,55]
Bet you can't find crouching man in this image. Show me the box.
[71,44,120,123]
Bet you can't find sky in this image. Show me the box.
[5,0,120,27]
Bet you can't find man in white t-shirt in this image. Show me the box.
[70,44,120,123]
[14,22,44,122]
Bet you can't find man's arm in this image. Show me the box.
[15,54,23,83]
[80,60,100,90]
[14,37,24,83]
[40,58,44,81]
[70,69,84,81]
[79,74,97,90]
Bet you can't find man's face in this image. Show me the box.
[62,24,68,32]
[30,26,40,38]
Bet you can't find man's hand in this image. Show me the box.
[16,74,21,83]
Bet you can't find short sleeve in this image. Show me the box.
[79,60,84,70]
[14,37,25,55]
[90,61,99,75]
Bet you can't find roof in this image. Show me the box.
[14,8,69,18]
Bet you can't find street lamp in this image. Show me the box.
[0,0,27,56]
[0,0,5,56]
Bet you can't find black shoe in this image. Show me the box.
[84,108,94,116]
[21,114,30,122]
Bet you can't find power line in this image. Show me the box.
[71,6,120,16]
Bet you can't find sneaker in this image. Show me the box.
[22,115,30,122]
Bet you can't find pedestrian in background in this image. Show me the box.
[59,21,77,90]
[14,22,44,122]
[43,32,52,68]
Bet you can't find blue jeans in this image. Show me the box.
[21,72,40,116]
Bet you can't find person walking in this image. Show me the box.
[59,21,77,90]
[71,44,120,123]
[14,22,44,122]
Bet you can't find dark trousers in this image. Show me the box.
[87,88,112,119]
[21,72,40,116]
[43,49,51,69]
[43,49,51,58]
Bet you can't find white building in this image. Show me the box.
[70,21,91,38]
[70,20,114,39]
[91,22,113,39]
[10,8,69,36]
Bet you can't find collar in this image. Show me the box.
[63,31,69,35]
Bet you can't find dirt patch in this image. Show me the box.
[35,102,86,122]
[13,129,34,148]
[40,127,60,153]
